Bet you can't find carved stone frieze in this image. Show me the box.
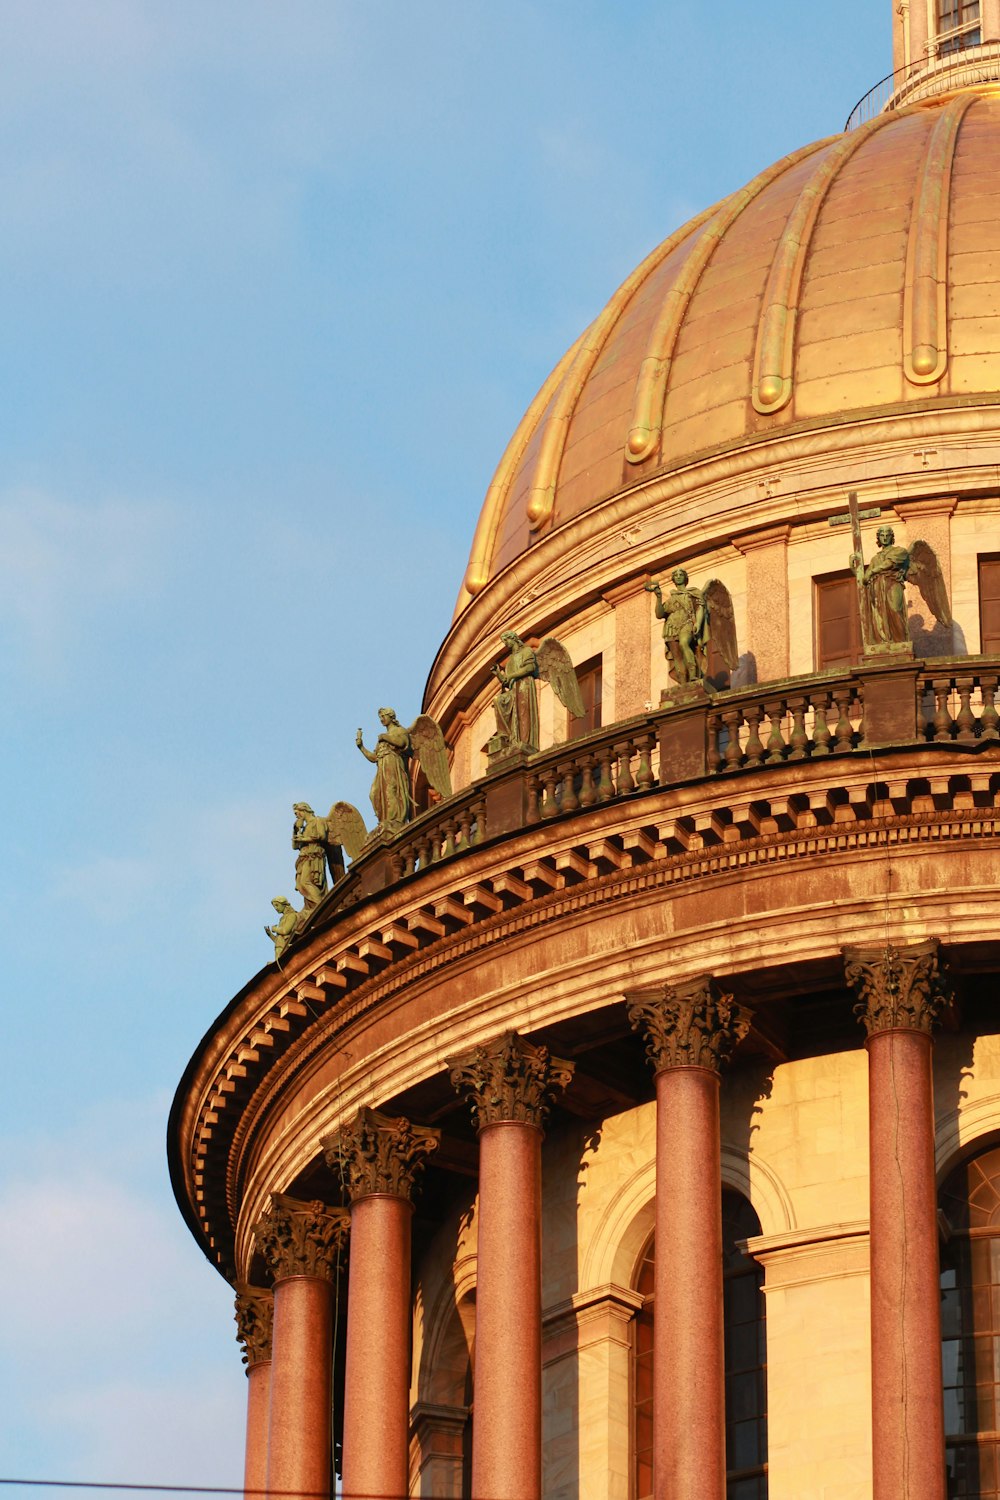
[449,1029,574,1131]
[234,1284,274,1369]
[253,1192,349,1283]
[627,976,750,1074]
[320,1106,440,1203]
[844,938,946,1036]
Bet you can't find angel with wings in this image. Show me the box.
[290,799,369,926]
[489,631,585,754]
[645,569,738,687]
[356,707,452,834]
[851,525,951,649]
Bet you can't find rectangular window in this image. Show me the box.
[568,655,603,740]
[814,571,862,671]
[938,0,981,52]
[979,556,1000,654]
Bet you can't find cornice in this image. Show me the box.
[175,743,1000,1278]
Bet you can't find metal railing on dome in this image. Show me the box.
[844,38,1000,131]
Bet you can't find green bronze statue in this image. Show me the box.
[488,631,585,755]
[356,708,452,836]
[850,523,951,649]
[265,896,298,962]
[645,571,738,687]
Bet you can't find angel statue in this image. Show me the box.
[356,708,452,836]
[851,524,952,650]
[489,631,586,755]
[644,569,738,687]
[265,896,298,962]
[290,800,368,925]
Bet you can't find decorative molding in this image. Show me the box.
[627,975,750,1073]
[234,1284,273,1369]
[252,1192,349,1283]
[448,1029,574,1131]
[844,937,946,1036]
[186,758,1000,1274]
[321,1106,439,1203]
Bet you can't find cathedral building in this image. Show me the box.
[170,6,1000,1497]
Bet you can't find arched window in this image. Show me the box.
[633,1190,768,1499]
[940,1144,1000,1497]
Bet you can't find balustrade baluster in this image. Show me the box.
[616,742,636,795]
[980,676,1000,740]
[525,774,541,824]
[541,769,560,819]
[743,705,764,767]
[456,807,472,851]
[811,691,832,755]
[787,695,808,761]
[955,676,977,743]
[596,746,615,801]
[416,834,432,870]
[561,761,580,813]
[472,799,486,844]
[832,692,853,753]
[578,755,597,807]
[721,709,743,773]
[389,850,405,881]
[440,819,456,859]
[932,678,954,742]
[635,735,655,791]
[764,701,786,763]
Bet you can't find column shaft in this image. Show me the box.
[342,1195,413,1500]
[868,1028,945,1500]
[654,1066,726,1500]
[473,1121,543,1500]
[267,1276,333,1500]
[243,1360,271,1499]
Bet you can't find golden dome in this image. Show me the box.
[460,87,1000,610]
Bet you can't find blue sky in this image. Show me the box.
[1,3,887,1493]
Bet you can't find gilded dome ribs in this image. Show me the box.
[462,330,586,601]
[752,119,887,415]
[625,140,829,465]
[904,93,975,385]
[522,202,721,534]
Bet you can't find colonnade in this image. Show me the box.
[232,939,949,1500]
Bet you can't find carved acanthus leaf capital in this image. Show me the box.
[448,1030,574,1131]
[627,977,750,1073]
[234,1284,273,1369]
[844,938,946,1036]
[321,1107,440,1203]
[252,1193,349,1283]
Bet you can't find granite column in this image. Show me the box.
[628,976,750,1500]
[322,1107,439,1500]
[450,1030,573,1500]
[253,1194,348,1500]
[846,939,948,1500]
[234,1286,274,1500]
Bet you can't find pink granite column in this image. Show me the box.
[253,1194,348,1500]
[846,939,947,1500]
[234,1285,274,1499]
[322,1108,439,1500]
[629,977,750,1500]
[450,1031,574,1500]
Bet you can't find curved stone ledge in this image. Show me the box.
[174,729,1000,1277]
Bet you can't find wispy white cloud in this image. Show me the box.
[0,489,175,672]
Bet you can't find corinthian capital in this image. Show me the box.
[253,1193,349,1283]
[321,1107,440,1203]
[627,976,750,1073]
[449,1030,574,1131]
[234,1284,273,1369]
[844,938,946,1037]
